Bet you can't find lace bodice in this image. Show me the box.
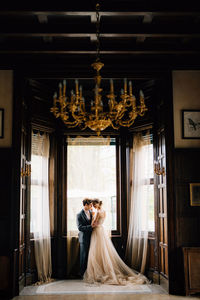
[93,209,106,226]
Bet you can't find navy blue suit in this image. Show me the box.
[76,209,92,276]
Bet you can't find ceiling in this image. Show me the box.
[0,1,200,77]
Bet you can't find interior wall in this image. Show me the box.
[171,70,200,295]
[173,70,200,148]
[0,70,13,148]
[0,70,13,298]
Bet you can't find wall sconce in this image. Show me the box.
[154,161,165,176]
[21,161,31,177]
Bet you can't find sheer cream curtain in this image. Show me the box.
[31,132,52,283]
[66,135,113,275]
[126,131,151,274]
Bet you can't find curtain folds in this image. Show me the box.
[126,132,151,274]
[31,132,52,283]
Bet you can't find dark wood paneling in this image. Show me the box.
[0,148,12,298]
[0,256,10,291]
[183,247,200,295]
[173,149,200,295]
[175,150,200,247]
[0,149,12,244]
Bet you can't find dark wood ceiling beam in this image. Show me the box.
[1,32,200,38]
[0,50,199,55]
[0,10,200,17]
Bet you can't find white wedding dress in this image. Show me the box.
[83,209,149,285]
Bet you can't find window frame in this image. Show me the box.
[65,135,121,237]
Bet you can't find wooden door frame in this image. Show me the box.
[10,70,176,297]
[10,71,27,297]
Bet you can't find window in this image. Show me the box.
[30,132,50,235]
[67,136,117,235]
[142,142,154,232]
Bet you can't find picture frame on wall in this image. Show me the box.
[182,110,200,139]
[0,108,4,138]
[190,183,200,206]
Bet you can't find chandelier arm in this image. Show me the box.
[118,118,137,127]
[64,121,81,128]
[114,108,126,120]
[110,121,120,130]
[71,111,85,122]
[63,119,79,125]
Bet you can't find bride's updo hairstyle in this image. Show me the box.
[92,199,103,207]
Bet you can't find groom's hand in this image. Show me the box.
[92,222,97,228]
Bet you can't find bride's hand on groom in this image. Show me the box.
[92,222,97,228]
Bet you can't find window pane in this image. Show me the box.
[30,154,49,233]
[144,143,154,232]
[67,137,117,233]
[148,185,155,231]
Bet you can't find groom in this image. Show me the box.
[76,198,96,278]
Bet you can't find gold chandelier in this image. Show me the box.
[50,3,147,136]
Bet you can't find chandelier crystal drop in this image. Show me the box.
[50,3,148,136]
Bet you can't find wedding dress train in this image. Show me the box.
[84,209,149,285]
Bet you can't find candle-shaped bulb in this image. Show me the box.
[124,78,127,93]
[71,89,74,96]
[121,88,124,95]
[80,85,82,96]
[75,79,79,95]
[129,81,132,95]
[139,90,144,105]
[59,82,62,97]
[110,79,114,93]
[140,90,144,98]
[63,80,66,96]
[53,92,57,105]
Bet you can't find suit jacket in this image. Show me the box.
[76,209,92,244]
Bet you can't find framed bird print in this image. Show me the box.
[182,110,200,139]
[190,183,200,206]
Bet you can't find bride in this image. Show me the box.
[83,199,149,285]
